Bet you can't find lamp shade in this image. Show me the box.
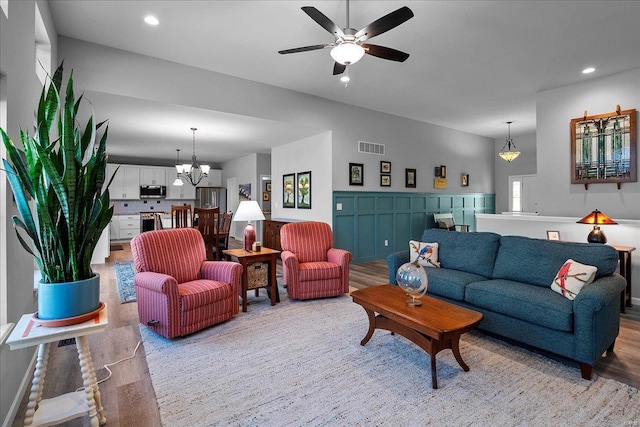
[232,201,265,222]
[233,201,266,251]
[576,209,617,243]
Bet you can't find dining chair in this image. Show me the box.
[171,204,192,228]
[217,212,233,251]
[193,207,222,260]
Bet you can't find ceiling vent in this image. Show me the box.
[358,141,385,156]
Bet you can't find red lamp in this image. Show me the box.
[577,209,617,244]
[232,201,265,251]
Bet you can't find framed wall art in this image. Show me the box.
[405,168,416,188]
[570,106,637,190]
[546,230,561,241]
[380,161,391,173]
[380,174,391,187]
[262,192,270,201]
[283,173,296,208]
[297,171,311,209]
[349,163,364,186]
[461,173,469,187]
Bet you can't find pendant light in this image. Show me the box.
[180,127,210,186]
[499,121,521,162]
[173,149,184,186]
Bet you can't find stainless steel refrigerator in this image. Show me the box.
[195,187,227,212]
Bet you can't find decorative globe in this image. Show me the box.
[396,262,428,306]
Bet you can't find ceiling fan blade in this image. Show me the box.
[362,44,410,62]
[355,6,414,42]
[278,44,333,55]
[333,62,347,75]
[302,6,345,39]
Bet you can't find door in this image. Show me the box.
[227,177,240,239]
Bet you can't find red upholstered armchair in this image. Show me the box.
[131,228,243,338]
[280,221,352,300]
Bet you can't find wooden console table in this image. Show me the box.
[610,244,635,313]
[6,307,108,427]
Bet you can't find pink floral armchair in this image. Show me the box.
[280,221,352,300]
[131,228,242,338]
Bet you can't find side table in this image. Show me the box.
[6,306,108,427]
[223,247,280,312]
[610,245,635,313]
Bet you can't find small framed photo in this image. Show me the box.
[380,161,391,174]
[461,173,469,187]
[262,192,270,201]
[349,163,364,186]
[405,168,416,188]
[266,182,272,192]
[440,165,447,178]
[380,174,391,187]
[547,231,561,241]
[434,166,441,177]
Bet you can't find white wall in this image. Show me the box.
[534,68,640,220]
[1,1,58,425]
[494,132,537,213]
[271,132,333,225]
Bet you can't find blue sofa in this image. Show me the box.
[386,229,626,379]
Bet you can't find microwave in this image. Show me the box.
[139,185,166,199]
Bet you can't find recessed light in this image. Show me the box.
[582,67,595,74]
[144,16,159,26]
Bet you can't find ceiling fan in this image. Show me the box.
[278,1,414,75]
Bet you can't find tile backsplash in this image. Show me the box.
[112,200,195,215]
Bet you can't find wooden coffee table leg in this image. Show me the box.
[451,336,470,372]
[430,354,438,389]
[359,308,376,346]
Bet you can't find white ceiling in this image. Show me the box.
[48,0,640,165]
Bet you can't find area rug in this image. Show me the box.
[140,290,639,426]
[113,261,136,303]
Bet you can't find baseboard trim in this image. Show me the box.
[1,348,37,427]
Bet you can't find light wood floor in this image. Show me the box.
[12,239,640,426]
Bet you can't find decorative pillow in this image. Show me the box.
[550,259,597,300]
[409,240,440,268]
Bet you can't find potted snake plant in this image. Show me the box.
[1,62,115,322]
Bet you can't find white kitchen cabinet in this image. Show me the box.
[140,166,167,186]
[166,168,196,200]
[107,164,140,200]
[111,215,140,241]
[195,169,222,187]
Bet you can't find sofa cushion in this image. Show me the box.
[409,240,440,268]
[426,268,489,301]
[550,259,597,300]
[421,229,501,278]
[492,235,618,287]
[465,279,574,332]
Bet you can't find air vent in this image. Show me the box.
[358,141,385,156]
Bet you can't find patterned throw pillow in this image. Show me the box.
[550,259,597,300]
[409,240,440,268]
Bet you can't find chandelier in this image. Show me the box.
[498,121,521,162]
[176,127,210,186]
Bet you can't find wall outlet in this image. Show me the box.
[384,240,389,246]
[336,203,343,211]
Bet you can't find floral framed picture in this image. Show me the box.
[380,161,391,173]
[283,173,296,208]
[405,168,416,188]
[380,174,391,186]
[349,163,364,186]
[297,171,311,209]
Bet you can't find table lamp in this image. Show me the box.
[576,209,617,244]
[233,201,265,251]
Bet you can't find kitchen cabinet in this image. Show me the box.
[111,215,140,241]
[166,168,196,200]
[196,169,223,187]
[107,164,140,200]
[140,166,167,186]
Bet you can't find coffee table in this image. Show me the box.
[351,284,483,389]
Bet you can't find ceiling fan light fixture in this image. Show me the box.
[330,42,365,65]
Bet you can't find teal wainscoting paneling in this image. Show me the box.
[333,191,495,263]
